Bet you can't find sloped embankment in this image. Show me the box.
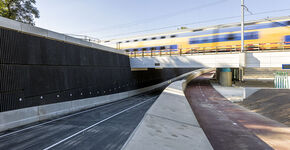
[239,89,290,126]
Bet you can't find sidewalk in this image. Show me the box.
[122,80,213,150]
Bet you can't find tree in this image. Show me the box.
[0,0,39,25]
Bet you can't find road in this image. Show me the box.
[0,91,160,150]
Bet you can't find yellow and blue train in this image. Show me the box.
[101,16,290,57]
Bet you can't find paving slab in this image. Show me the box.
[147,84,200,127]
[124,115,211,150]
[123,80,213,150]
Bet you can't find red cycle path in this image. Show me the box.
[184,73,290,150]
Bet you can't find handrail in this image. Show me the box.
[126,42,290,57]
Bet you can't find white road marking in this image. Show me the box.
[43,98,154,150]
[0,96,145,138]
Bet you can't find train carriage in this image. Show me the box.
[101,16,290,57]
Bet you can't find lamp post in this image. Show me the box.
[239,0,246,82]
[241,0,244,52]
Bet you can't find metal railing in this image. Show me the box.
[125,42,290,57]
[274,72,290,89]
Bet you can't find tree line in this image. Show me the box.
[0,0,39,25]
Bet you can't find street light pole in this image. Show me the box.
[241,0,244,52]
[239,0,246,82]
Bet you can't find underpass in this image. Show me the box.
[0,5,289,150]
[0,91,161,150]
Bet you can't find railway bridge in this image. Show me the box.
[129,50,290,86]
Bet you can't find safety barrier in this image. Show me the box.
[126,42,290,57]
[274,72,290,89]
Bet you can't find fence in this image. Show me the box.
[274,72,290,88]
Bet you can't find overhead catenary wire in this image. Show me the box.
[101,8,290,39]
[74,0,228,34]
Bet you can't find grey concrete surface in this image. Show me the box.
[122,80,213,150]
[21,23,48,37]
[130,54,240,68]
[0,92,160,150]
[0,16,21,31]
[211,82,244,102]
[147,82,200,127]
[243,87,261,99]
[211,81,277,101]
[47,30,66,41]
[130,51,290,68]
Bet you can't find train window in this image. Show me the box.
[151,37,157,40]
[150,47,156,50]
[212,38,219,42]
[189,38,200,44]
[160,46,166,50]
[125,49,130,52]
[104,40,110,43]
[192,29,203,32]
[133,49,138,51]
[190,40,197,44]
[245,22,256,26]
[118,41,122,43]
[227,34,235,41]
[125,41,130,43]
[170,35,177,38]
[142,48,147,51]
[202,38,208,43]
[287,21,290,25]
[160,36,166,39]
[142,38,147,41]
[134,39,138,42]
[245,32,259,40]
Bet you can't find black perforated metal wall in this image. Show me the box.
[0,27,194,112]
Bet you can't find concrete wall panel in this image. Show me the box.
[21,23,48,37]
[47,31,66,41]
[0,107,39,131]
[131,52,290,68]
[0,17,21,31]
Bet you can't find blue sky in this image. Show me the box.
[35,0,290,40]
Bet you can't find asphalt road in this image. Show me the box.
[0,91,160,150]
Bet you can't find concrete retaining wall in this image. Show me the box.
[0,71,195,132]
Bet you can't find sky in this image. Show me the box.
[35,0,290,40]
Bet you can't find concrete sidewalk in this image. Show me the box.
[211,81,244,102]
[122,81,213,150]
